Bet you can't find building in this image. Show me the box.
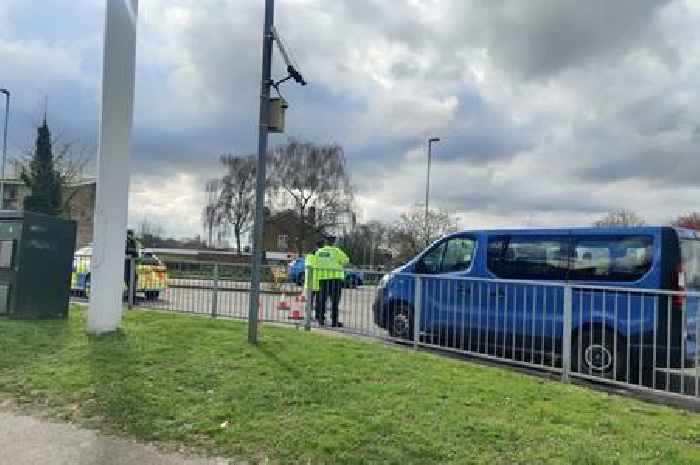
[1,177,96,247]
[263,209,315,256]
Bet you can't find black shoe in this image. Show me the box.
[318,320,326,326]
[331,322,343,328]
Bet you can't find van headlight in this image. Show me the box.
[378,273,392,289]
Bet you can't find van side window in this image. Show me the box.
[571,235,653,282]
[487,236,568,280]
[419,237,476,274]
[441,237,476,273]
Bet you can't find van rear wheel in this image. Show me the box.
[572,327,625,380]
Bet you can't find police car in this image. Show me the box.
[71,246,168,300]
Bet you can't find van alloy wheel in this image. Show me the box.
[584,344,613,373]
[389,305,413,340]
[572,327,625,380]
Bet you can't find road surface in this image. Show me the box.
[0,410,226,465]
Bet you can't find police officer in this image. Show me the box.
[314,235,349,327]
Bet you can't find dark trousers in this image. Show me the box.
[124,258,137,294]
[315,279,343,325]
[310,291,319,318]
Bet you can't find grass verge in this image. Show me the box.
[1,307,699,464]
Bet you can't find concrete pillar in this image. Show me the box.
[88,0,138,333]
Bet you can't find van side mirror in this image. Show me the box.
[414,260,426,274]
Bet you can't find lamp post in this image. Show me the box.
[0,89,9,210]
[425,137,440,242]
[248,0,275,344]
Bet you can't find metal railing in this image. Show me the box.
[69,259,700,401]
[364,272,699,400]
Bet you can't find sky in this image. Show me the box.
[1,0,700,239]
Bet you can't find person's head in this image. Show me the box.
[317,235,335,249]
[127,229,135,239]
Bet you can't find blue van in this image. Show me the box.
[373,227,699,378]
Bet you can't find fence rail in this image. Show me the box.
[69,258,700,402]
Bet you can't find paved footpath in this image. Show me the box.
[0,410,229,465]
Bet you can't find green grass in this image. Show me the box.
[1,308,699,465]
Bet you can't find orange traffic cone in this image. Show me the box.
[289,294,306,320]
[277,292,291,310]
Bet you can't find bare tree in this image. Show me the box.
[269,139,353,254]
[219,154,256,254]
[137,219,166,247]
[202,179,227,248]
[593,209,646,227]
[138,218,164,238]
[338,221,390,268]
[391,205,458,263]
[673,212,700,230]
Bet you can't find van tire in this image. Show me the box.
[387,303,414,341]
[572,327,626,380]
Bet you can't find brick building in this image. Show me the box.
[1,177,96,246]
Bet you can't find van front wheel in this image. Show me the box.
[388,303,414,341]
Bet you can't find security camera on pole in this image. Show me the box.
[248,0,307,344]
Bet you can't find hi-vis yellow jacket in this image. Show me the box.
[304,254,320,292]
[313,246,349,281]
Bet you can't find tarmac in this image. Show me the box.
[0,410,229,465]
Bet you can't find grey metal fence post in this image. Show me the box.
[128,257,136,309]
[414,275,422,349]
[304,265,312,331]
[211,263,219,318]
[696,299,699,397]
[562,285,573,382]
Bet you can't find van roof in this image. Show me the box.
[446,226,699,238]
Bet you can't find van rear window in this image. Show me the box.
[570,235,653,282]
[681,239,700,291]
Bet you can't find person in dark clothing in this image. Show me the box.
[124,229,139,297]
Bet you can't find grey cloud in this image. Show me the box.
[440,186,610,217]
[578,137,700,186]
[390,61,421,80]
[617,88,699,136]
[456,0,677,78]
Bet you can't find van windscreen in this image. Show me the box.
[680,239,700,291]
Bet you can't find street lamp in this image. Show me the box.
[425,136,440,242]
[0,89,9,211]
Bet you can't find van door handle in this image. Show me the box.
[490,289,505,298]
[456,283,471,294]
